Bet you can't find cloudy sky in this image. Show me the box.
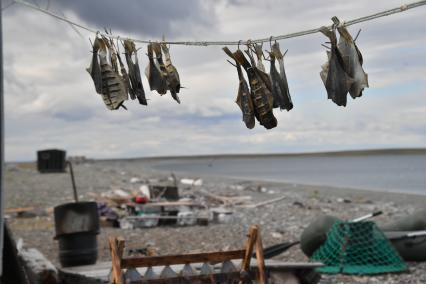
[2,0,426,161]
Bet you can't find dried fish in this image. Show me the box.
[161,43,181,102]
[254,43,266,72]
[223,47,255,129]
[270,42,293,111]
[269,52,283,109]
[123,39,147,105]
[103,36,119,73]
[233,49,277,129]
[319,26,354,107]
[153,42,180,104]
[145,43,168,95]
[116,49,131,99]
[86,37,103,94]
[97,37,128,110]
[336,23,369,99]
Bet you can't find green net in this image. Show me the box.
[310,221,407,275]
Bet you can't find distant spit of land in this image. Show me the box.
[107,147,426,162]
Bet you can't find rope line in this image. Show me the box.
[12,0,426,46]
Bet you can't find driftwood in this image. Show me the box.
[239,196,286,209]
[199,189,252,206]
[5,207,35,214]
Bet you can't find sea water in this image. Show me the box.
[151,154,426,194]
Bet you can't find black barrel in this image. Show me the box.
[37,149,66,173]
[54,202,100,267]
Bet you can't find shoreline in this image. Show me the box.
[144,166,426,206]
[139,157,426,202]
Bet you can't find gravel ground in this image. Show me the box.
[4,159,426,283]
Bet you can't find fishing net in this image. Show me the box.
[310,221,407,275]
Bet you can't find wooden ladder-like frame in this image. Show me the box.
[110,225,267,284]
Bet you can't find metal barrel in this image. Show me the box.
[54,202,100,267]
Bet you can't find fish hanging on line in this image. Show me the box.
[319,26,354,107]
[161,43,181,102]
[145,42,168,95]
[152,42,181,104]
[115,42,131,98]
[270,42,293,111]
[87,36,128,110]
[123,39,147,105]
[233,47,277,129]
[254,43,267,73]
[333,17,369,99]
[223,46,255,129]
[86,37,103,95]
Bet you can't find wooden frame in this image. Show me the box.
[109,225,266,284]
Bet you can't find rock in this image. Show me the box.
[19,248,58,284]
[257,186,268,193]
[293,201,305,208]
[271,232,284,239]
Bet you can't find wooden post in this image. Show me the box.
[255,229,267,284]
[239,225,258,284]
[109,237,124,284]
[116,236,125,258]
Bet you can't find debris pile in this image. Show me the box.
[88,175,286,230]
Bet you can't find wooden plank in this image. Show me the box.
[117,237,125,258]
[255,229,266,284]
[239,196,286,208]
[239,225,258,284]
[109,237,124,284]
[5,207,35,214]
[121,250,246,268]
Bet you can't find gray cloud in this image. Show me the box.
[51,0,216,38]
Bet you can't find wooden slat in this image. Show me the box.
[5,207,34,214]
[109,237,124,284]
[255,229,266,284]
[117,237,125,258]
[121,250,246,268]
[239,225,258,284]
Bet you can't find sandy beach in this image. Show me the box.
[4,158,426,283]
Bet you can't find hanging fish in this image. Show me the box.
[271,42,293,111]
[334,18,368,99]
[223,47,255,129]
[86,36,103,95]
[104,37,131,98]
[254,43,266,72]
[116,47,131,99]
[123,39,147,105]
[233,48,277,129]
[152,42,180,104]
[319,26,353,107]
[97,37,128,110]
[269,51,285,109]
[145,43,168,95]
[161,43,181,99]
